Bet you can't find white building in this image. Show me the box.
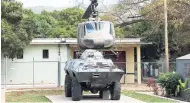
[1,38,150,88]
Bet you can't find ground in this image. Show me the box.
[121,83,152,91]
[46,94,146,103]
[4,83,179,103]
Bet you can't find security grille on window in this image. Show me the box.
[43,49,49,58]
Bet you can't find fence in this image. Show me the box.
[140,62,176,77]
[112,62,176,84]
[1,57,177,89]
[1,57,66,89]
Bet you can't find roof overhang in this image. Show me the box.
[177,54,190,60]
[30,38,152,45]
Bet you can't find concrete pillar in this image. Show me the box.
[58,56,61,87]
[70,48,74,59]
[137,45,141,84]
[126,48,135,83]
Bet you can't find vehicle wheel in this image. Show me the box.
[71,77,82,101]
[65,75,72,97]
[110,82,121,100]
[99,91,103,98]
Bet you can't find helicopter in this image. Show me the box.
[77,0,116,49]
[63,0,124,101]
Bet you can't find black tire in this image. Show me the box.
[65,75,72,97]
[99,91,103,98]
[110,82,121,100]
[71,77,82,101]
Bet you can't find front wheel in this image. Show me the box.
[99,91,103,98]
[65,75,72,97]
[110,82,121,100]
[71,77,82,101]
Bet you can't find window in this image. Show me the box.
[43,49,49,58]
[84,21,113,35]
[17,49,23,59]
[85,23,96,33]
[99,22,112,34]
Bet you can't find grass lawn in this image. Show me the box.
[6,90,63,102]
[122,91,178,103]
[6,90,179,102]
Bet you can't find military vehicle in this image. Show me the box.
[64,0,124,101]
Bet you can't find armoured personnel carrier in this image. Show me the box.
[64,49,124,101]
[64,0,125,101]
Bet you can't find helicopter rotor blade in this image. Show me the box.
[82,0,98,19]
[82,4,93,19]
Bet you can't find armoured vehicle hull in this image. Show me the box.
[64,49,124,101]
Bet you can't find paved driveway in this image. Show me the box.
[46,94,145,103]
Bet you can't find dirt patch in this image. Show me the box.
[121,83,152,92]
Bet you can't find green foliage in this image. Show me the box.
[110,0,190,60]
[1,1,32,59]
[123,20,188,60]
[179,79,188,91]
[141,0,190,60]
[157,72,182,96]
[115,27,125,38]
[182,88,190,102]
[1,1,23,24]
[176,79,188,96]
[3,0,189,61]
[123,21,164,59]
[122,91,176,102]
[1,1,84,58]
[6,90,63,102]
[47,8,84,38]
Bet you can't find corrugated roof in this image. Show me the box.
[177,54,190,60]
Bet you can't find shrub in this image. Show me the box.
[157,72,182,96]
[176,79,188,96]
[181,88,190,102]
[147,78,159,95]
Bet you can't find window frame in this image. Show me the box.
[42,49,49,59]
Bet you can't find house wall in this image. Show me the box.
[1,44,68,86]
[60,44,69,86]
[1,43,142,87]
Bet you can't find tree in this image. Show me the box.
[102,0,190,60]
[1,1,32,59]
[100,0,150,26]
[142,0,190,60]
[47,8,84,38]
[1,1,85,59]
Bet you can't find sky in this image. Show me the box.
[17,0,119,8]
